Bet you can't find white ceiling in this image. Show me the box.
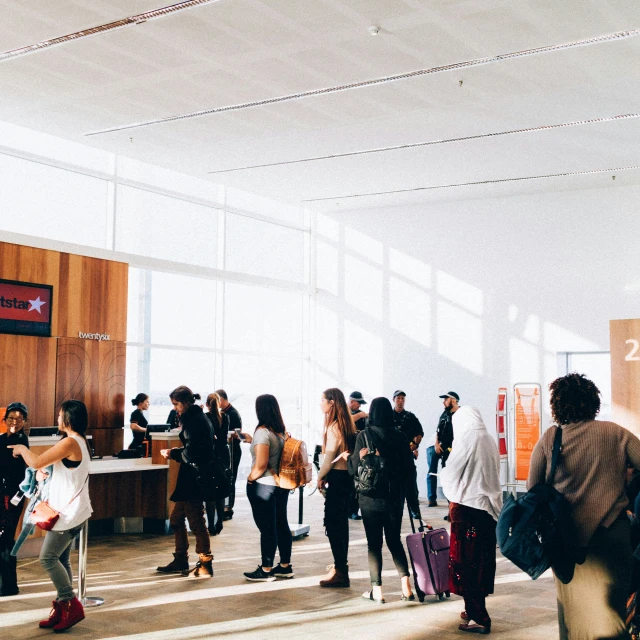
[1,0,639,211]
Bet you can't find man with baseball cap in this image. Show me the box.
[426,391,460,507]
[392,390,424,518]
[348,391,368,432]
[347,392,368,520]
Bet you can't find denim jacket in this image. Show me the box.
[11,465,53,556]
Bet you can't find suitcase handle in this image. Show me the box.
[407,504,432,533]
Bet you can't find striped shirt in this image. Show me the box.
[527,420,640,547]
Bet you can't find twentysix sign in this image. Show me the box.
[0,279,53,337]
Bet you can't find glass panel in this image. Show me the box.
[222,354,303,433]
[115,185,218,267]
[0,154,108,248]
[225,212,305,282]
[126,345,217,426]
[148,271,216,348]
[224,283,303,357]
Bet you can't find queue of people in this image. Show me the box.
[4,372,640,638]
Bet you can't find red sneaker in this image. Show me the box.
[53,597,85,632]
[39,600,62,628]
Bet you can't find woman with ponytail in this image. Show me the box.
[317,388,357,588]
[157,386,215,579]
[128,393,149,451]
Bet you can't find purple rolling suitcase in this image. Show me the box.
[405,511,451,602]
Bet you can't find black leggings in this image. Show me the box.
[247,482,292,568]
[324,470,352,573]
[360,503,410,586]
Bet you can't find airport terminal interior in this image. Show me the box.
[1,1,640,638]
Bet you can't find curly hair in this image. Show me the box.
[549,373,601,425]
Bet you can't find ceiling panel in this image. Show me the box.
[0,0,637,208]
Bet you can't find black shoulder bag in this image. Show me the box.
[497,426,579,583]
[356,429,391,500]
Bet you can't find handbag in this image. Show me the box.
[31,474,89,532]
[190,457,232,501]
[497,426,579,583]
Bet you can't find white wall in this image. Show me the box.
[314,184,640,493]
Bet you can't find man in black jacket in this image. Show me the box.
[216,389,242,521]
[392,391,423,519]
[427,391,460,507]
[0,402,29,596]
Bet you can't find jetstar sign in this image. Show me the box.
[0,278,53,337]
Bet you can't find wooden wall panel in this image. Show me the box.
[0,241,128,341]
[58,253,128,342]
[55,338,126,453]
[611,319,640,436]
[0,242,61,335]
[0,334,57,427]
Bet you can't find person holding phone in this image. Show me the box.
[317,388,357,588]
[243,394,292,582]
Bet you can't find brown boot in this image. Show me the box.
[187,554,214,578]
[156,553,189,573]
[319,565,350,588]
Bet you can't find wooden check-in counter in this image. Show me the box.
[17,435,174,557]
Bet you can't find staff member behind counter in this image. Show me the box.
[128,393,149,451]
[0,402,30,597]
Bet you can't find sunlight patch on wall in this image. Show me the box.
[509,337,540,385]
[523,315,540,344]
[345,254,383,321]
[345,226,383,265]
[316,240,339,296]
[543,322,600,353]
[316,305,339,374]
[437,271,483,315]
[390,276,431,348]
[344,319,384,397]
[508,304,519,322]
[389,248,431,288]
[317,213,339,241]
[437,301,483,375]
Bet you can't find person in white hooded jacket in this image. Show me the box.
[439,406,502,635]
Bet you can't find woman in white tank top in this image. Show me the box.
[9,399,92,633]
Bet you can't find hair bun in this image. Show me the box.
[131,398,137,405]
[193,393,201,401]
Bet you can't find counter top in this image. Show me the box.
[89,458,168,475]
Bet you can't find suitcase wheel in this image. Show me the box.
[445,591,451,598]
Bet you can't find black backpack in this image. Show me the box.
[497,426,579,583]
[357,429,391,499]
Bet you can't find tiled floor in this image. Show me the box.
[1,494,559,639]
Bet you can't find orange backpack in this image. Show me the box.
[277,434,313,490]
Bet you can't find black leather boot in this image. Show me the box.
[156,553,189,573]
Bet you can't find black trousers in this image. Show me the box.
[227,446,241,510]
[247,482,292,568]
[0,499,24,595]
[324,470,352,573]
[360,502,410,586]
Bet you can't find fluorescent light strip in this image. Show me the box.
[208,113,640,173]
[85,28,640,136]
[0,0,223,63]
[302,164,640,202]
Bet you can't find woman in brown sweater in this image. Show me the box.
[527,373,640,640]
